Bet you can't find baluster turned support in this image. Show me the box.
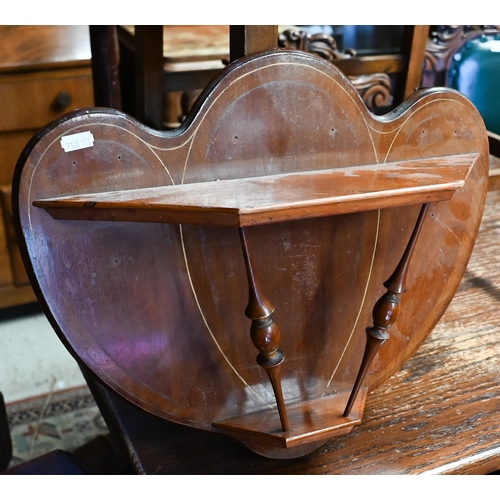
[344,203,430,417]
[239,227,290,432]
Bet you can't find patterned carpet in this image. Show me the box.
[5,385,109,470]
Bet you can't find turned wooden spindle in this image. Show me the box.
[239,227,290,432]
[343,203,430,417]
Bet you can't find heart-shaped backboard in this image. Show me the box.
[14,50,488,458]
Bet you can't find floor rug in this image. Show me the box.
[5,385,109,469]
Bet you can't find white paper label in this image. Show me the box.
[60,131,95,152]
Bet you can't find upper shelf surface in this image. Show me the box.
[34,153,477,227]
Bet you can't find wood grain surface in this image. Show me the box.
[120,25,230,63]
[0,25,91,72]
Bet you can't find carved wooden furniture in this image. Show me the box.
[0,25,94,309]
[423,25,500,190]
[13,49,488,460]
[90,25,270,128]
[113,25,229,129]
[279,25,429,113]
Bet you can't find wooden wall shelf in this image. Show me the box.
[13,50,488,459]
[34,149,476,455]
[35,153,476,227]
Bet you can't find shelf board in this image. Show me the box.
[213,387,367,454]
[34,153,477,227]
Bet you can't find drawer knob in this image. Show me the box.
[51,91,72,112]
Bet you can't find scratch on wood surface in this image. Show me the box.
[432,215,462,245]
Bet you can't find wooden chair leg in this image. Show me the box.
[0,392,13,472]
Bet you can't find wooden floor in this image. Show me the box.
[88,186,500,475]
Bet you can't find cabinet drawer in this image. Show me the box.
[0,67,94,132]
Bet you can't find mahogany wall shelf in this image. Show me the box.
[32,153,476,451]
[34,153,476,226]
[13,50,489,459]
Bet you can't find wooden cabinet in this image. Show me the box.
[0,25,94,308]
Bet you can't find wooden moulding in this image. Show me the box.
[33,153,477,227]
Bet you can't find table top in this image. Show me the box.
[88,186,500,474]
[120,25,229,63]
[0,25,91,73]
[119,25,297,64]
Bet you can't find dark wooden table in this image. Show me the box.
[85,187,500,474]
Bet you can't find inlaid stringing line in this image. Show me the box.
[323,97,465,390]
[181,135,196,185]
[174,61,377,399]
[179,225,270,405]
[176,61,382,391]
[383,98,467,163]
[27,124,266,403]
[27,120,177,231]
[322,97,465,392]
[155,61,384,395]
[323,209,381,394]
[144,61,380,162]
[176,128,265,396]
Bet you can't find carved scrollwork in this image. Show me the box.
[349,73,393,110]
[424,25,500,83]
[279,29,393,111]
[278,29,356,62]
[181,29,397,121]
[428,25,464,45]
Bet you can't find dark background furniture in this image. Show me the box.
[94,25,429,130]
[422,25,500,189]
